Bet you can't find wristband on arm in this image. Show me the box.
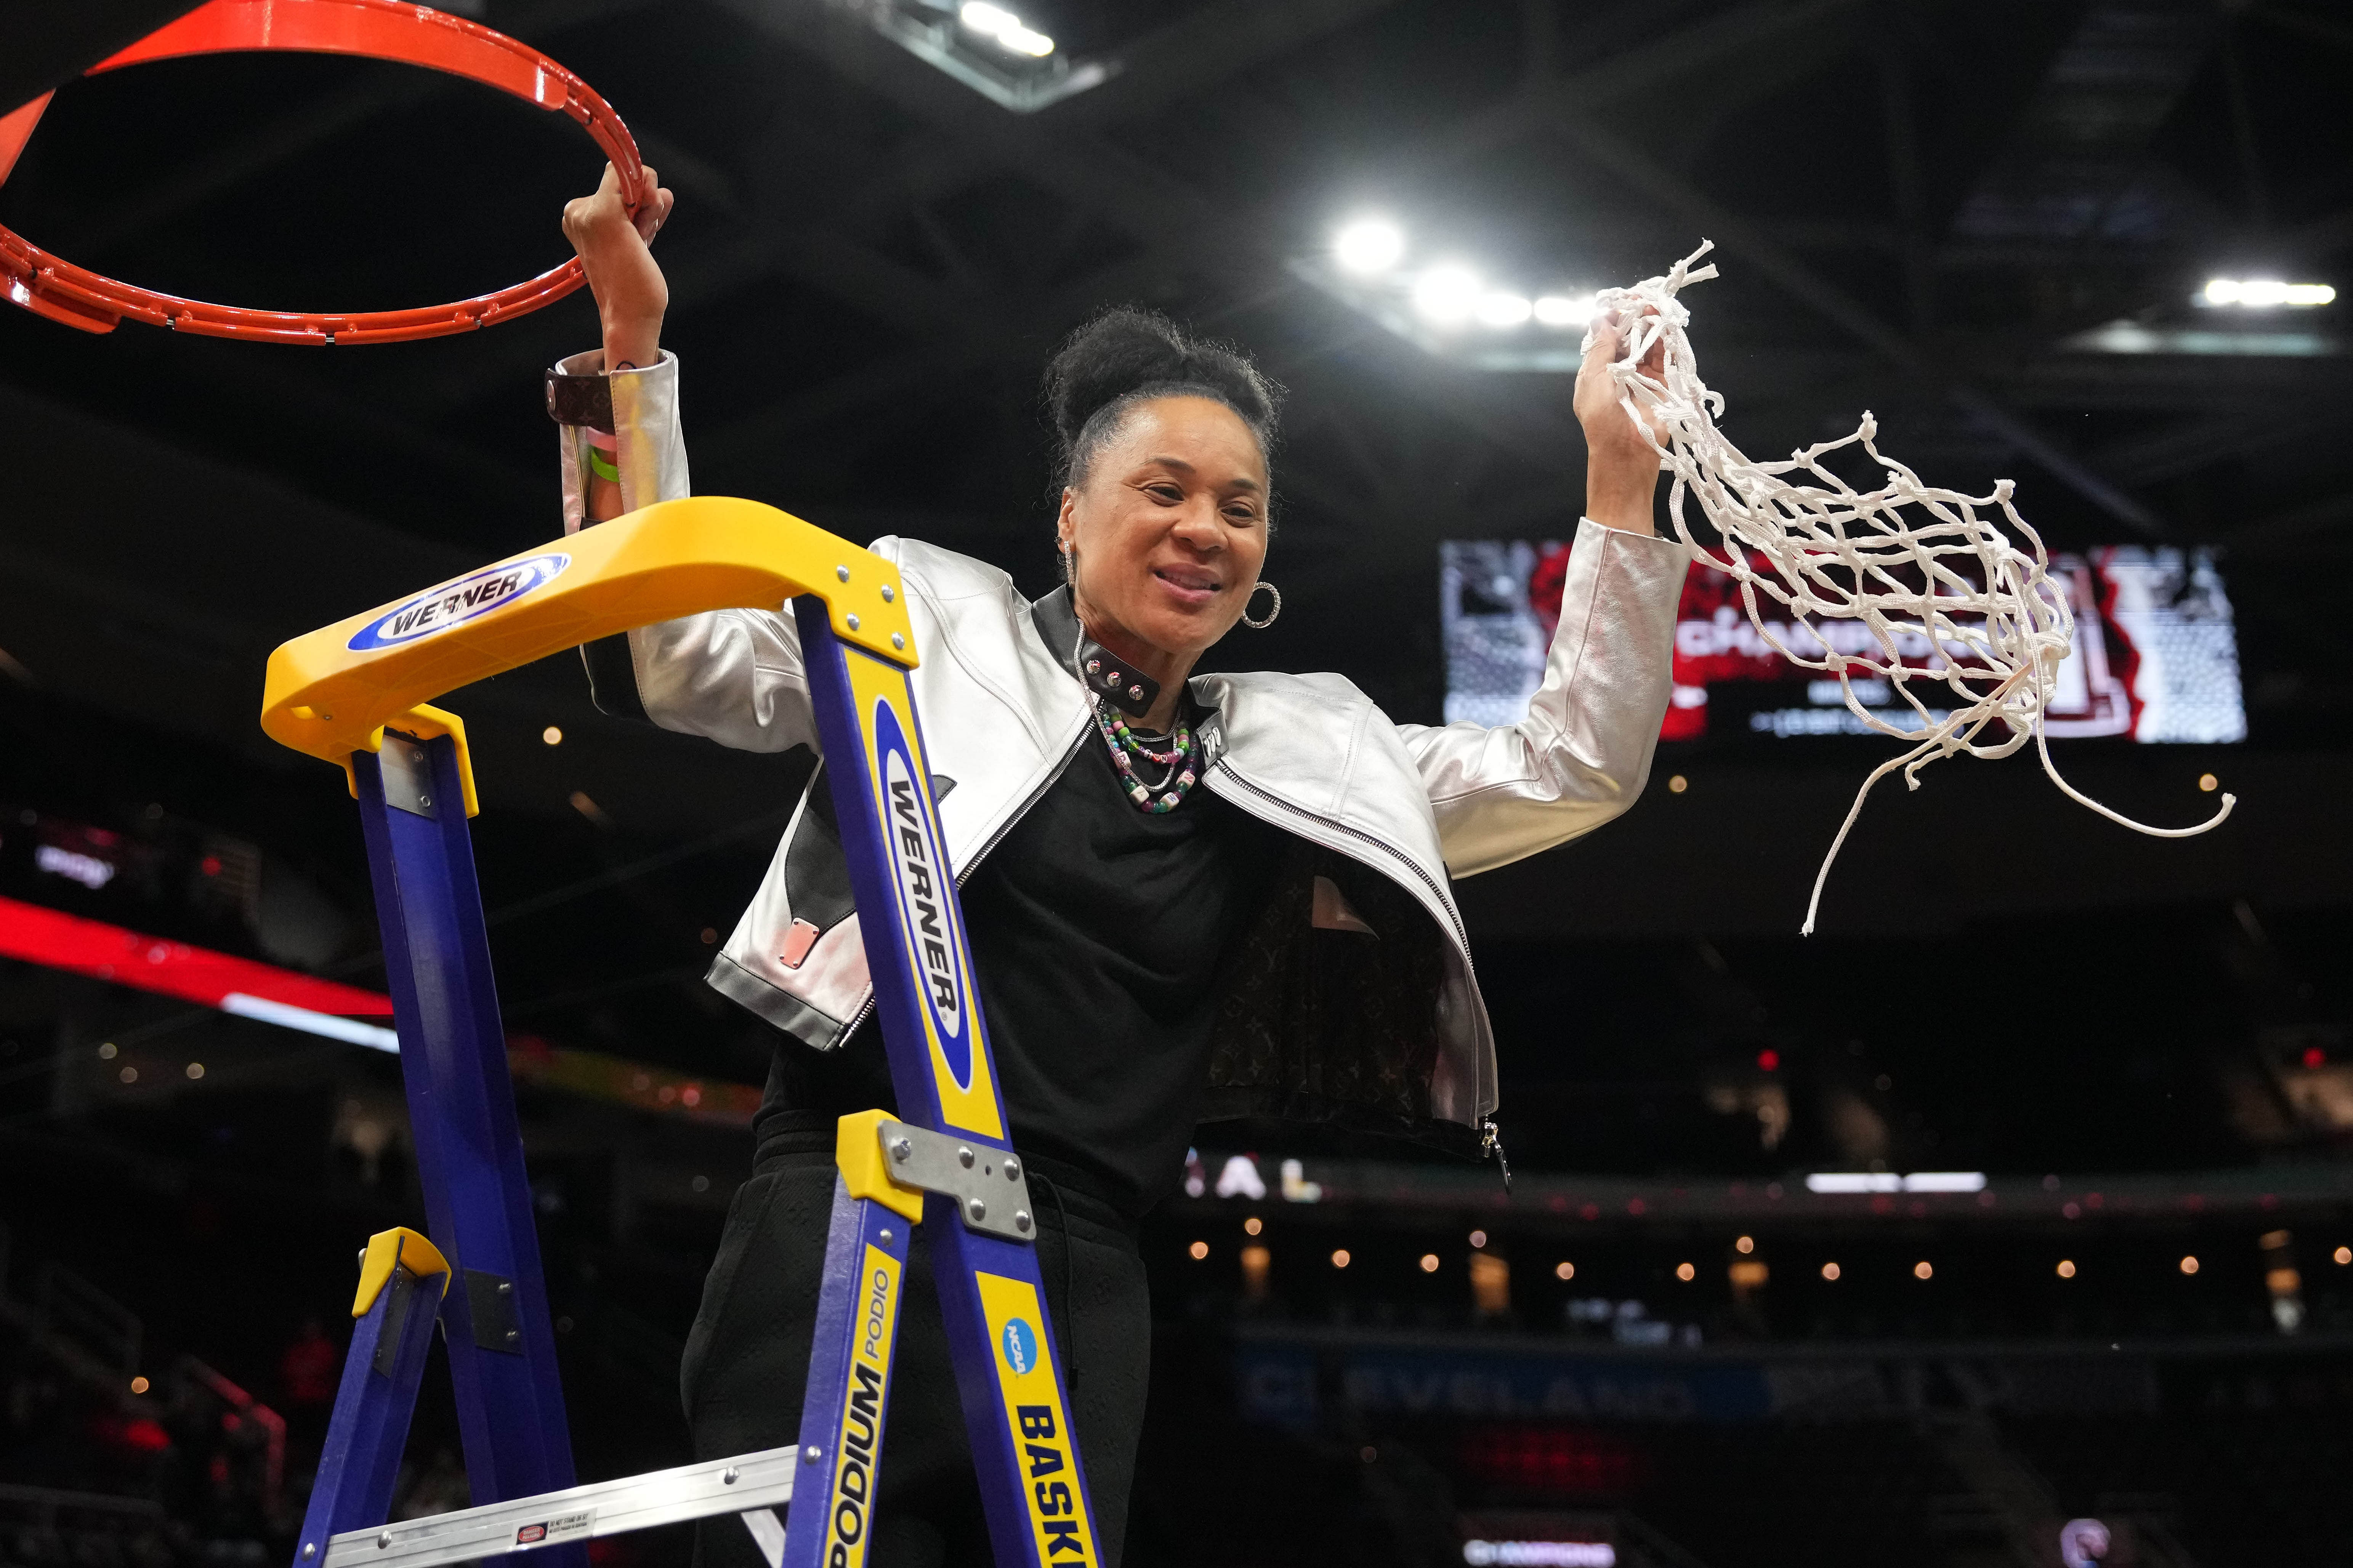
[583,435,620,483]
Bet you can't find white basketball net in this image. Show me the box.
[1590,242,2234,934]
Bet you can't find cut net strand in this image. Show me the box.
[1590,242,2233,934]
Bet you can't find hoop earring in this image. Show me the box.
[1241,581,1281,629]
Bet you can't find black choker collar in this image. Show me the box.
[1029,586,1160,719]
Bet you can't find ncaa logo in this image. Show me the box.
[347,553,570,652]
[1000,1318,1040,1376]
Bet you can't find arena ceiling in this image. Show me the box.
[5,2,2351,733]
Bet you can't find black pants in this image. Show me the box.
[680,1134,1150,1568]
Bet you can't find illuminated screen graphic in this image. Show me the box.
[1440,540,2246,744]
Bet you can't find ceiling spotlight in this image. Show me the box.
[1533,294,1592,327]
[1334,219,1405,275]
[2202,278,2335,308]
[959,1,1054,57]
[1412,265,1481,325]
[1476,291,1533,328]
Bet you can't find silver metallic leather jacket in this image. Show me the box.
[553,350,1687,1144]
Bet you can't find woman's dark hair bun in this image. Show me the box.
[1043,305,1282,486]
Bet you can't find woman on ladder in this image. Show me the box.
[551,164,1685,1567]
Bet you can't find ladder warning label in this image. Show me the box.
[513,1509,593,1548]
[976,1272,1098,1565]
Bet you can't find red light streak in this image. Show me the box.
[0,894,391,1016]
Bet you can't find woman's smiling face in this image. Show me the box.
[1056,394,1269,663]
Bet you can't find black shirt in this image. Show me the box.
[759,710,1290,1219]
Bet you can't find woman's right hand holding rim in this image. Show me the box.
[561,160,675,370]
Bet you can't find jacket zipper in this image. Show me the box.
[1207,759,1474,960]
[833,725,1090,1043]
[1481,1118,1512,1193]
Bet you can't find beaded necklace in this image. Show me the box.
[1088,694,1199,813]
[1069,620,1201,813]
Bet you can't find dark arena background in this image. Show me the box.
[5,2,2353,1565]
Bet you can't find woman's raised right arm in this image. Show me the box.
[552,165,821,756]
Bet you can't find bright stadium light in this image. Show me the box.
[1476,291,1533,328]
[1413,264,1481,324]
[1293,224,1603,368]
[1534,293,1592,327]
[1805,1171,1986,1193]
[2202,278,2336,308]
[1334,218,1406,275]
[959,1,1055,57]
[1900,1171,1988,1193]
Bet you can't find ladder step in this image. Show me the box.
[319,1446,799,1567]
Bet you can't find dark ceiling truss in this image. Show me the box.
[648,0,1926,541]
[42,0,2265,555]
[582,0,2270,551]
[1393,0,2237,534]
[1946,2,2221,251]
[1548,112,2174,533]
[1745,199,2353,275]
[8,0,2352,593]
[2087,391,2353,491]
[1361,0,1869,186]
[1045,0,1425,127]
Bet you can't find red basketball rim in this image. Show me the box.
[0,0,646,345]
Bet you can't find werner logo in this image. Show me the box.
[347,553,569,652]
[873,700,971,1085]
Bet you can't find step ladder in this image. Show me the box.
[260,498,1105,1568]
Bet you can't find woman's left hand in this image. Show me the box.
[1574,307,1668,535]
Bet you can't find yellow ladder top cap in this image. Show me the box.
[353,1225,452,1318]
